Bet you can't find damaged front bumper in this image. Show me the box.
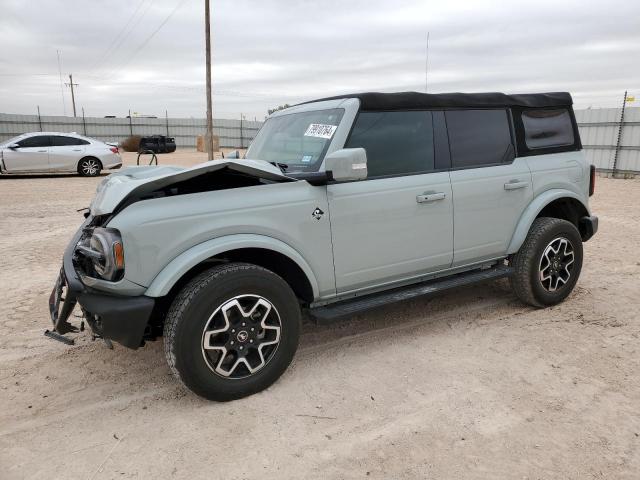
[48,218,155,349]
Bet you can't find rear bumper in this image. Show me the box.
[580,215,598,242]
[102,153,123,170]
[49,219,154,349]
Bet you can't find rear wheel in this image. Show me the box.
[78,157,102,177]
[163,263,301,401]
[510,217,583,307]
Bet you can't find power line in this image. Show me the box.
[115,0,189,73]
[87,0,148,74]
[94,0,157,78]
[0,71,299,100]
[57,50,66,116]
[0,73,55,76]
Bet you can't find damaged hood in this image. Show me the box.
[90,159,292,216]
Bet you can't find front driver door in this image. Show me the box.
[327,110,454,294]
[3,135,51,172]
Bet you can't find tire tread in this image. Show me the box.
[163,262,283,395]
[510,217,579,307]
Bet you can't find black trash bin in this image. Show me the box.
[138,135,177,154]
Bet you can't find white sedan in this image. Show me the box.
[0,132,122,176]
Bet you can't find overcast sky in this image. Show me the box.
[0,0,638,120]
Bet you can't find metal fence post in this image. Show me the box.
[612,91,627,175]
[37,106,42,131]
[165,110,169,136]
[82,107,87,136]
[128,109,133,136]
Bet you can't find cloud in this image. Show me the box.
[0,0,637,119]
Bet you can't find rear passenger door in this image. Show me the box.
[49,135,88,172]
[447,109,532,266]
[328,110,454,294]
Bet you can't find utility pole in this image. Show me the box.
[165,109,170,136]
[204,0,215,160]
[425,31,430,93]
[65,74,79,117]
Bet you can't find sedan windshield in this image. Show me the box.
[0,134,25,146]
[246,108,344,172]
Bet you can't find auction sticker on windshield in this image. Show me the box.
[304,124,337,139]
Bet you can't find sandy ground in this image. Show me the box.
[0,151,639,479]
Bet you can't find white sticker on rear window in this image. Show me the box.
[304,124,337,139]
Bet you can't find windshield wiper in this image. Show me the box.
[269,161,289,173]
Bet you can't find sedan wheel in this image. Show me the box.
[78,158,102,177]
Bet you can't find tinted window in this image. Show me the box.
[346,111,434,177]
[521,109,574,149]
[17,135,51,148]
[51,136,88,146]
[446,109,513,168]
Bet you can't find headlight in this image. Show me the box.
[78,227,125,281]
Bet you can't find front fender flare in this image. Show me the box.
[507,189,590,255]
[144,234,320,298]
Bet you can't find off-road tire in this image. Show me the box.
[163,263,301,401]
[77,157,102,177]
[510,217,583,307]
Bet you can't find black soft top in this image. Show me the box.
[305,91,572,111]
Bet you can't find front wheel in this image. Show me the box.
[78,157,102,177]
[163,263,301,401]
[510,217,583,307]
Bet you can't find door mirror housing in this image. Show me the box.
[226,150,240,159]
[8,143,19,149]
[324,148,367,182]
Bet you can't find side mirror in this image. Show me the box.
[8,143,19,149]
[324,148,367,182]
[226,150,240,159]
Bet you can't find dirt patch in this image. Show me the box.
[0,153,639,479]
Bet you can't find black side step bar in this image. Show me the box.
[309,265,513,323]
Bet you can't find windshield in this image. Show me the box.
[0,134,26,146]
[246,108,345,172]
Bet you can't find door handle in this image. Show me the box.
[416,192,446,203]
[72,149,82,151]
[504,181,528,190]
[37,150,47,153]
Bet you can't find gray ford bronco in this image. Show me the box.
[49,91,598,401]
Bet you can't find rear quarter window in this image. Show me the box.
[51,136,89,146]
[521,109,574,149]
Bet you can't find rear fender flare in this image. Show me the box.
[507,189,590,254]
[144,234,320,298]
